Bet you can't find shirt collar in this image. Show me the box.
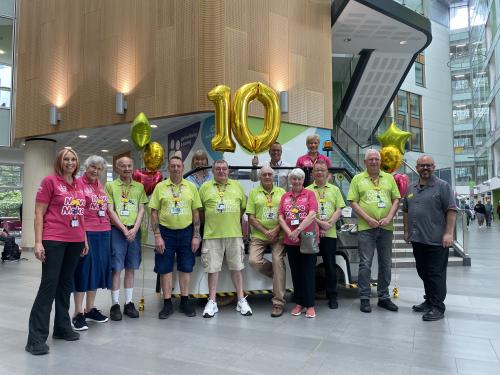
[212,179,232,186]
[258,184,277,193]
[116,178,134,186]
[166,178,186,186]
[312,181,330,189]
[413,174,436,188]
[361,170,383,179]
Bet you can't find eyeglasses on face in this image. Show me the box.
[417,164,434,169]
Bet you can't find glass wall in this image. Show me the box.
[0,0,15,146]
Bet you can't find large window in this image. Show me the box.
[0,164,22,218]
[0,15,14,146]
[392,90,423,152]
[414,54,425,87]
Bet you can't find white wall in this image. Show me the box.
[401,21,454,174]
[0,145,23,164]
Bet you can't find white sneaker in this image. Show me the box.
[203,299,218,318]
[236,296,253,316]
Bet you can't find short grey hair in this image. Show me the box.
[306,134,320,144]
[288,168,305,183]
[259,165,274,177]
[364,149,380,160]
[84,155,107,170]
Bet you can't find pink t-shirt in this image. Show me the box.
[295,153,332,168]
[36,174,86,242]
[278,188,319,245]
[77,174,111,232]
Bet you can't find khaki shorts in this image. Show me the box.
[201,238,245,273]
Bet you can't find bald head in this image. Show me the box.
[416,155,434,166]
[115,156,133,181]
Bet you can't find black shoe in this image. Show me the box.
[179,299,196,317]
[110,304,122,321]
[328,299,339,309]
[124,302,139,318]
[422,307,444,321]
[25,342,49,355]
[377,298,399,312]
[412,301,431,313]
[360,300,371,313]
[53,330,80,341]
[158,302,173,319]
[72,313,88,331]
[85,308,109,323]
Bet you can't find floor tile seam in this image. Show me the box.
[490,338,500,362]
[294,337,326,375]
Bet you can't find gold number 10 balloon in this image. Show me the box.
[208,82,281,154]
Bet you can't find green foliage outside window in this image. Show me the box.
[0,189,21,218]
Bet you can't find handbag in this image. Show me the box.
[299,227,319,254]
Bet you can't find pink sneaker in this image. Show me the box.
[305,307,316,318]
[291,304,303,316]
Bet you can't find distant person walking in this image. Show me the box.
[484,199,493,227]
[474,201,486,228]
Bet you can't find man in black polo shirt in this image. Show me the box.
[402,155,457,321]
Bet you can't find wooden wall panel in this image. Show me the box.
[14,0,332,140]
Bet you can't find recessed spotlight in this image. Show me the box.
[101,149,109,153]
[78,134,88,139]
[399,40,407,45]
[454,74,465,78]
[64,146,72,150]
[150,124,158,128]
[121,138,129,142]
[21,142,25,146]
[0,49,5,54]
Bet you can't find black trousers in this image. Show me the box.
[319,237,337,300]
[285,245,316,308]
[412,242,448,313]
[27,241,83,344]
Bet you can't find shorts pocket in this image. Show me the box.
[240,241,245,264]
[201,247,209,268]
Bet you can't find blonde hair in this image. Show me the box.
[54,148,80,178]
[191,150,209,169]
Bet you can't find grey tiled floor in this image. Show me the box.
[1,223,500,374]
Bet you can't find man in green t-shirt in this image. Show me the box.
[306,160,345,310]
[347,149,400,314]
[106,156,148,321]
[149,156,202,319]
[246,166,286,317]
[199,160,252,318]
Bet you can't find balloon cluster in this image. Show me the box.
[376,122,410,196]
[209,82,281,154]
[130,112,165,195]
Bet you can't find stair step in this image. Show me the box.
[392,256,463,268]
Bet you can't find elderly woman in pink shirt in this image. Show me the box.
[72,155,112,331]
[295,134,332,169]
[278,168,319,318]
[26,148,88,356]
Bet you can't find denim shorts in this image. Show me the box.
[111,226,142,272]
[154,225,195,274]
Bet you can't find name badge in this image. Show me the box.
[98,210,106,217]
[120,210,130,216]
[71,219,79,228]
[266,212,275,220]
[291,219,300,226]
[217,203,225,212]
[319,214,328,220]
[170,207,181,215]
[377,201,386,208]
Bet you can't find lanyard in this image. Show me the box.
[66,180,81,221]
[289,192,301,219]
[370,176,381,191]
[216,183,227,202]
[263,189,274,207]
[121,183,132,202]
[316,186,327,213]
[170,182,183,206]
[89,181,104,208]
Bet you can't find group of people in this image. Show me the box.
[25,134,457,357]
[460,198,498,228]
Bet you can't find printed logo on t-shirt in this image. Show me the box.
[61,197,85,216]
[57,184,68,194]
[89,194,108,210]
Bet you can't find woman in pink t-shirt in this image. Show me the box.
[26,149,88,356]
[278,168,319,318]
[72,155,112,331]
[295,134,332,169]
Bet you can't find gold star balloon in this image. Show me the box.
[376,122,411,154]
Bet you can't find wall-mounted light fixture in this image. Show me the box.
[49,105,61,125]
[279,91,289,114]
[116,92,128,115]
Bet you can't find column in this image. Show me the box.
[21,138,56,248]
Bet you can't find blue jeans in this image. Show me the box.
[358,228,393,300]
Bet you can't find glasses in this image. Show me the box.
[417,164,434,169]
[214,167,228,172]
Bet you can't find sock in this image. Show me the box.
[164,298,172,306]
[111,290,119,305]
[125,288,133,304]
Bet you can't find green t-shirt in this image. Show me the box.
[346,170,400,232]
[149,178,202,230]
[306,182,346,238]
[105,178,148,226]
[245,185,286,241]
[199,179,247,239]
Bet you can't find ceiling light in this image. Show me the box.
[121,138,129,142]
[101,149,109,153]
[399,40,407,45]
[454,74,465,78]
[456,43,467,47]
[150,124,158,128]
[477,71,486,75]
[64,146,72,150]
[0,49,5,54]
[455,104,467,108]
[78,135,88,139]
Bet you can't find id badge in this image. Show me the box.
[217,203,225,212]
[71,219,79,228]
[291,219,300,226]
[120,210,129,216]
[266,212,275,220]
[377,201,386,208]
[170,207,180,215]
[98,210,106,217]
[320,214,328,220]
